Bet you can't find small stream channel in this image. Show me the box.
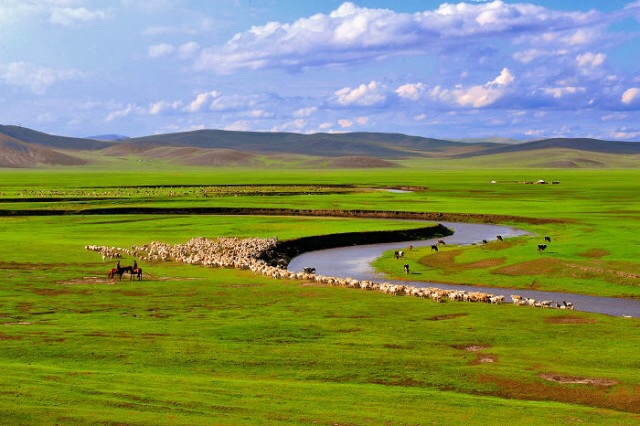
[288,222,640,317]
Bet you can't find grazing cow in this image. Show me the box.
[403,264,410,274]
[394,251,400,259]
[431,245,439,252]
[544,235,551,242]
[437,239,446,245]
[482,239,488,244]
[398,250,404,258]
[537,243,547,252]
[496,235,503,241]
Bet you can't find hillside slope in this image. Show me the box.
[1,124,639,168]
[123,130,492,158]
[0,134,86,167]
[0,125,110,150]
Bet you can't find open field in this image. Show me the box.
[1,167,639,424]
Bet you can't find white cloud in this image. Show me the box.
[576,52,606,68]
[178,42,200,59]
[271,119,307,132]
[105,103,138,122]
[148,42,200,59]
[0,61,84,94]
[612,127,640,139]
[248,109,273,118]
[49,7,111,26]
[224,120,251,131]
[335,81,386,106]
[293,106,317,118]
[542,86,585,99]
[621,88,640,105]
[184,90,220,113]
[149,100,183,115]
[0,1,112,27]
[195,1,606,73]
[148,43,175,58]
[453,68,515,108]
[395,83,426,101]
[338,119,353,128]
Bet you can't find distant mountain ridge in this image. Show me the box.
[86,134,129,141]
[453,138,640,157]
[0,124,638,168]
[0,125,111,150]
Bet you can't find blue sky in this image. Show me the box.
[1,0,639,141]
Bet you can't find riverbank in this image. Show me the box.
[270,223,452,265]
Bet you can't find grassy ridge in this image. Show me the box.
[0,167,639,424]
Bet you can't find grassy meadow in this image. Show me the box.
[0,165,639,424]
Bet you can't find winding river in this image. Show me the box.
[288,222,640,317]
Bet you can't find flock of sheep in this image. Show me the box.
[85,236,573,309]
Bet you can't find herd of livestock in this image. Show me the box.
[85,235,573,310]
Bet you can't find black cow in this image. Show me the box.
[403,264,410,274]
[544,235,551,242]
[537,243,547,252]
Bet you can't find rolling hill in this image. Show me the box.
[0,133,87,168]
[0,124,638,168]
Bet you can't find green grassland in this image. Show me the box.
[0,166,639,424]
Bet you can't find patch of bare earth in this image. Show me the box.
[539,373,618,386]
[476,374,640,414]
[578,248,610,259]
[493,258,564,276]
[60,277,116,286]
[452,344,497,364]
[493,258,640,285]
[419,249,506,274]
[427,313,469,321]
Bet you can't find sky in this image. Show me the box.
[1,0,639,141]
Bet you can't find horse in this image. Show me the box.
[110,264,133,281]
[108,268,118,279]
[130,267,143,281]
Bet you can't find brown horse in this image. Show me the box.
[108,268,118,279]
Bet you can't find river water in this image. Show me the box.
[288,222,640,317]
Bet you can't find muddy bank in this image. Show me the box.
[0,206,562,225]
[263,223,452,267]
